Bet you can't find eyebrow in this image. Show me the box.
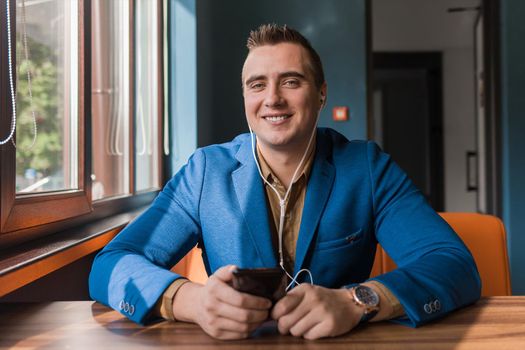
[244,75,266,87]
[280,71,306,80]
[244,71,307,87]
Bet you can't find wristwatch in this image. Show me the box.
[349,284,380,323]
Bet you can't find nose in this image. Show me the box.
[264,83,285,108]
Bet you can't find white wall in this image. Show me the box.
[372,0,480,211]
[373,0,480,50]
[443,49,476,211]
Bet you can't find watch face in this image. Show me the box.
[355,285,380,306]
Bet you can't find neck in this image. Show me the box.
[257,136,315,189]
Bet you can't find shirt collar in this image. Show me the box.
[256,140,316,186]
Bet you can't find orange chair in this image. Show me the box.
[174,213,511,296]
[374,213,512,296]
[172,246,208,284]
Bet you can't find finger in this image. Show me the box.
[276,302,310,335]
[213,281,272,310]
[211,316,262,334]
[286,283,312,296]
[215,302,269,323]
[288,313,321,338]
[302,321,333,340]
[271,292,303,319]
[212,264,237,282]
[206,328,251,340]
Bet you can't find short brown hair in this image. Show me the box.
[246,23,325,89]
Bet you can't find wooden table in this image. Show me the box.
[1,297,524,349]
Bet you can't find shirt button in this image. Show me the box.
[124,302,130,313]
[129,304,135,316]
[119,300,125,310]
[424,303,432,314]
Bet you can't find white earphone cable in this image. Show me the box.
[1,0,17,146]
[248,108,322,289]
[11,0,37,150]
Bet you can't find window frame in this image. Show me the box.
[1,0,91,235]
[0,0,167,249]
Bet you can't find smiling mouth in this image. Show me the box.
[263,114,292,122]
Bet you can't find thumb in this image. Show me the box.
[212,264,237,282]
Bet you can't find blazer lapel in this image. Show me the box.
[232,137,277,267]
[294,135,335,275]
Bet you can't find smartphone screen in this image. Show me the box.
[231,267,286,303]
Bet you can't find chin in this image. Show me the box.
[264,139,290,149]
[257,129,309,150]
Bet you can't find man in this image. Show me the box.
[89,24,481,340]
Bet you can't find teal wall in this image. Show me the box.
[196,0,367,146]
[501,0,525,294]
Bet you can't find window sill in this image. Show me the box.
[0,206,147,298]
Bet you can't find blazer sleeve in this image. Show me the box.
[363,141,481,327]
[88,149,206,325]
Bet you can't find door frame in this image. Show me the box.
[366,0,502,216]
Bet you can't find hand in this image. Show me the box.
[173,265,272,340]
[271,284,362,340]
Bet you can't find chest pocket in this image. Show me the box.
[315,229,364,251]
[308,228,372,287]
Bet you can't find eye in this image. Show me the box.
[283,79,300,88]
[249,82,265,90]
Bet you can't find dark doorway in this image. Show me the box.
[372,52,444,211]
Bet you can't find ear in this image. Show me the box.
[319,83,327,107]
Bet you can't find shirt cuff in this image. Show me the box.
[367,280,405,319]
[153,278,190,321]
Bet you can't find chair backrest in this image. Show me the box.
[174,213,511,296]
[171,246,208,284]
[371,212,512,296]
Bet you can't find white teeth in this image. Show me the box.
[265,115,289,122]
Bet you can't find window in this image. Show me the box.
[135,0,161,192]
[15,0,79,194]
[0,0,166,248]
[91,0,131,200]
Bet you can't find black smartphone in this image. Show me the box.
[231,267,287,303]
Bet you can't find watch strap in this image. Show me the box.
[359,308,379,323]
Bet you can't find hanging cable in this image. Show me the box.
[11,0,38,149]
[113,2,125,156]
[135,16,148,157]
[248,108,321,288]
[1,0,17,145]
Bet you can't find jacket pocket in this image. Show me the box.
[315,229,364,251]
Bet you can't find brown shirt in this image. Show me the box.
[256,144,314,274]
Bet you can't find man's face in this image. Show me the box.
[242,43,326,153]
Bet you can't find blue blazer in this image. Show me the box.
[89,128,481,326]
